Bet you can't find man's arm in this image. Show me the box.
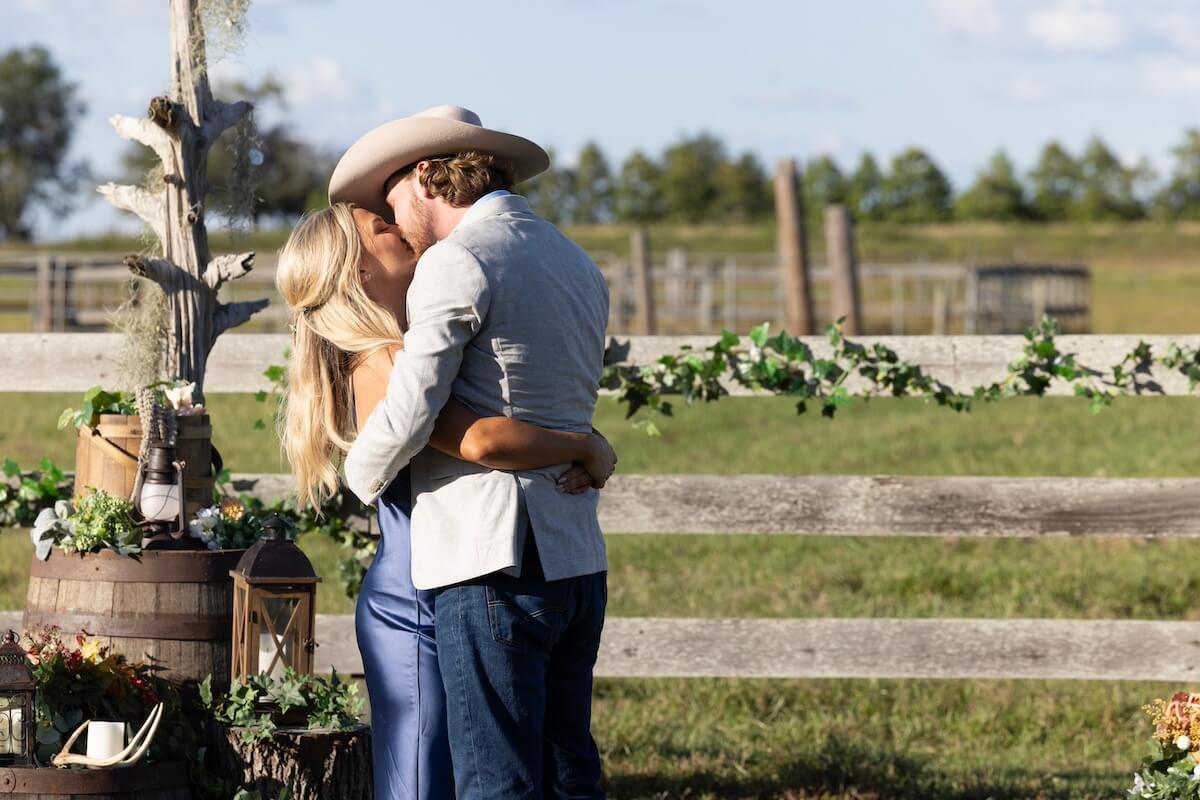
[343,241,490,504]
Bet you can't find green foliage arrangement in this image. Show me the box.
[56,386,138,431]
[30,489,140,559]
[601,316,1200,435]
[0,457,71,527]
[199,669,363,748]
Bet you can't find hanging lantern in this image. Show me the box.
[0,631,34,767]
[229,515,320,683]
[133,444,188,549]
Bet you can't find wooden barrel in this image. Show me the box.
[74,413,214,523]
[0,761,190,798]
[24,548,244,690]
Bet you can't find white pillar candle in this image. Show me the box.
[8,709,21,755]
[258,632,285,679]
[86,721,125,761]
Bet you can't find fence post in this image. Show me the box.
[932,283,949,335]
[774,159,814,335]
[52,257,68,332]
[723,257,738,334]
[35,253,53,333]
[890,271,904,335]
[630,227,656,335]
[697,263,714,332]
[823,204,862,335]
[665,247,688,322]
[964,266,979,335]
[609,261,628,333]
[1031,277,1048,326]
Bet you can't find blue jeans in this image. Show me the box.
[435,536,607,800]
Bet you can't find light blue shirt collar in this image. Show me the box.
[451,189,514,234]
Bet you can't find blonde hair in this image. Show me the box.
[275,203,403,509]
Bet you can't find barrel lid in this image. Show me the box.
[231,515,319,583]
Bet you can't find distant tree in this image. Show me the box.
[519,146,576,225]
[1076,136,1142,221]
[659,133,726,223]
[804,155,848,213]
[713,152,771,223]
[570,141,613,224]
[614,149,665,223]
[121,76,333,227]
[1155,129,1200,220]
[1027,141,1081,221]
[0,46,87,240]
[847,153,885,221]
[880,147,953,223]
[955,150,1030,221]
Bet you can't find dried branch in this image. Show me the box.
[109,113,174,166]
[213,298,269,336]
[97,183,166,240]
[203,99,253,142]
[204,252,256,291]
[123,254,175,285]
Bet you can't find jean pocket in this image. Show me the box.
[485,585,568,652]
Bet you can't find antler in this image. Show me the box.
[51,702,164,769]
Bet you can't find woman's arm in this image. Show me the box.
[352,346,615,488]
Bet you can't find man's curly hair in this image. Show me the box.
[396,151,516,208]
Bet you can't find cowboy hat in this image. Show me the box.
[327,105,550,217]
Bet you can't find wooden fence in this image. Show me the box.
[2,332,1197,681]
[0,252,1090,337]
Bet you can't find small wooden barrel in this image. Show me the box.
[0,761,191,798]
[24,548,244,690]
[74,413,214,523]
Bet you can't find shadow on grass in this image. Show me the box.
[605,736,1124,799]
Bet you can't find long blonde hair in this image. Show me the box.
[275,203,403,509]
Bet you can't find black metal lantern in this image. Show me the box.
[132,444,188,549]
[0,631,34,767]
[229,515,320,683]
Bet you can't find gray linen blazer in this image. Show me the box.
[342,193,610,590]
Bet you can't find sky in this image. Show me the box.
[5,0,1200,239]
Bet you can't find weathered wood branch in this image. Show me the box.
[96,183,165,240]
[213,299,270,336]
[202,98,253,142]
[109,113,174,166]
[204,252,256,291]
[123,255,175,284]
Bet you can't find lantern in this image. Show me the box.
[230,515,320,683]
[133,444,188,549]
[0,631,34,767]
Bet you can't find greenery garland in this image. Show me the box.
[600,316,1200,434]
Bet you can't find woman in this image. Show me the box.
[275,203,615,800]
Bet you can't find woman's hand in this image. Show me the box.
[556,430,617,494]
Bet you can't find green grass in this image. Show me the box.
[4,393,1198,797]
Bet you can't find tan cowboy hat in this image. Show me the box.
[328,105,550,218]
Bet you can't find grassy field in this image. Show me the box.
[3,392,1199,797]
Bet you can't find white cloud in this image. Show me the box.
[753,86,854,111]
[1026,0,1124,53]
[1141,56,1200,95]
[1148,12,1200,54]
[284,56,356,107]
[926,0,1003,40]
[1006,77,1053,104]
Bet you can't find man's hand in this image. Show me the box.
[556,430,617,494]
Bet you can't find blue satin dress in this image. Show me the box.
[355,468,455,799]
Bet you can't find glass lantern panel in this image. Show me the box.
[139,481,181,522]
[259,596,299,678]
[0,693,16,756]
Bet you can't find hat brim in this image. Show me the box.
[328,117,550,218]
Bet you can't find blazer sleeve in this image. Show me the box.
[342,241,491,504]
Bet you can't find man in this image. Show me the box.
[331,105,610,800]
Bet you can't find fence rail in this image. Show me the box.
[2,331,1195,683]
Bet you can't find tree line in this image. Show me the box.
[4,44,1200,240]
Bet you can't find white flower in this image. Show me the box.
[1178,734,1192,751]
[1192,762,1200,781]
[164,382,196,410]
[749,344,763,362]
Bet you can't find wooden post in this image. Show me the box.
[35,253,52,333]
[964,266,979,335]
[697,264,714,332]
[630,227,656,335]
[609,262,628,333]
[932,283,949,335]
[52,258,67,332]
[665,247,687,324]
[774,159,814,335]
[723,257,738,334]
[890,271,904,335]
[823,204,862,335]
[1031,277,1048,326]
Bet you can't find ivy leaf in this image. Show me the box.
[263,365,286,383]
[748,323,770,348]
[2,458,18,479]
[255,390,268,403]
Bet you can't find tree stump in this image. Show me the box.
[207,724,372,800]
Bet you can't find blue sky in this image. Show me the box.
[6,0,1200,238]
